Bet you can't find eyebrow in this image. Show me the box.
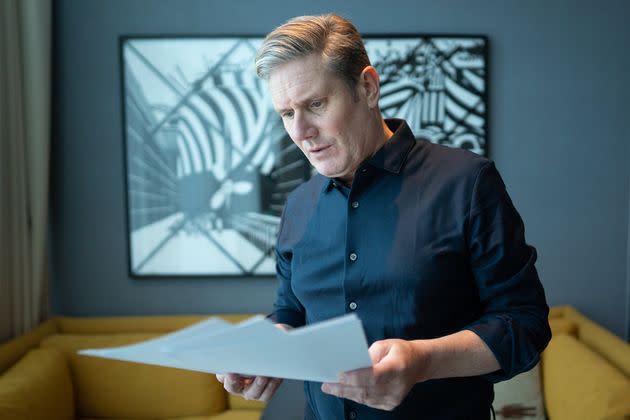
[275,97,324,114]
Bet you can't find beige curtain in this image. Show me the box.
[0,0,52,343]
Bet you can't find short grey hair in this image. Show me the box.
[255,14,371,91]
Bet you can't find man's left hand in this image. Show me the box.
[321,339,429,411]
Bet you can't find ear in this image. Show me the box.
[358,66,380,108]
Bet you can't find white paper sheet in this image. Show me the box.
[78,313,372,383]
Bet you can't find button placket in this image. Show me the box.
[345,184,362,320]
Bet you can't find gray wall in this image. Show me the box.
[50,1,630,418]
[51,0,630,343]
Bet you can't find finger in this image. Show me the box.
[322,383,371,405]
[336,340,390,387]
[216,374,225,383]
[231,373,255,386]
[324,385,392,411]
[339,341,396,386]
[275,323,292,332]
[259,378,283,402]
[338,367,375,387]
[242,376,270,400]
[321,382,341,397]
[368,340,391,364]
[321,383,353,398]
[223,373,247,394]
[370,351,402,383]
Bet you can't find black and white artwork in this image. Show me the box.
[366,36,487,154]
[121,35,487,277]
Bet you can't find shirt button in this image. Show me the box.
[349,301,358,311]
[349,252,357,262]
[351,201,359,209]
[348,411,357,420]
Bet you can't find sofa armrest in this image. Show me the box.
[0,319,58,373]
[565,308,630,378]
[0,347,74,420]
[542,334,630,420]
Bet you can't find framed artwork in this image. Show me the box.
[120,35,487,277]
[367,36,488,154]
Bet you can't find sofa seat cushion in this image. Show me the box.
[542,334,630,420]
[209,410,263,419]
[40,333,226,419]
[78,411,261,420]
[0,348,74,420]
[228,393,266,411]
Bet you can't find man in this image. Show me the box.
[217,14,551,419]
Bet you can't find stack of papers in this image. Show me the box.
[79,313,372,383]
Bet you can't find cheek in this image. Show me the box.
[292,138,306,154]
[284,123,299,145]
[333,107,361,138]
[290,137,309,157]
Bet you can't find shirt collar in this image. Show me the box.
[367,118,416,173]
[321,118,416,193]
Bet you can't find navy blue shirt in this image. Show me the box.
[274,119,551,420]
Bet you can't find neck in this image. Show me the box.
[366,117,394,159]
[381,119,394,143]
[338,117,393,186]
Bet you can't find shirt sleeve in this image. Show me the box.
[272,203,306,328]
[463,161,552,383]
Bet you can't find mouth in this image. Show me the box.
[308,144,332,156]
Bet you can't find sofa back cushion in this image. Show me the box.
[40,333,226,419]
[548,318,578,338]
[542,334,630,420]
[55,315,209,334]
[54,314,257,334]
[0,348,74,420]
[0,319,58,373]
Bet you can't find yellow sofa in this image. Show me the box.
[0,314,266,420]
[544,306,630,420]
[1,307,629,420]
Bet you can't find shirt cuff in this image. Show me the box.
[464,316,540,383]
[273,308,305,328]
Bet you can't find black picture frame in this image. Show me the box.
[120,34,488,278]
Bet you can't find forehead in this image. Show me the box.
[267,55,345,109]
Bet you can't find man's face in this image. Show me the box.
[268,54,375,183]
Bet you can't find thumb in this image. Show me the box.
[368,340,392,365]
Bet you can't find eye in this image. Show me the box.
[281,110,294,119]
[310,99,323,109]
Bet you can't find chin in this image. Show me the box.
[315,168,338,178]
[313,162,346,179]
[312,165,330,176]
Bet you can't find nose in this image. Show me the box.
[291,112,318,142]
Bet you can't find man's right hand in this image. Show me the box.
[215,323,291,402]
[216,373,283,402]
